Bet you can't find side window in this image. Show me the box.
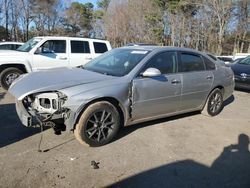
[11,45,17,50]
[179,53,205,72]
[203,56,215,70]
[0,44,11,50]
[41,40,66,53]
[0,45,6,49]
[93,42,108,53]
[71,40,90,53]
[15,45,22,50]
[141,51,177,74]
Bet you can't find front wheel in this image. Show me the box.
[0,67,23,90]
[74,101,120,147]
[202,88,224,117]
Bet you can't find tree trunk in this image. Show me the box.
[5,0,9,40]
[240,31,247,53]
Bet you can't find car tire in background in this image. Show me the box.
[0,67,23,90]
[202,88,224,117]
[74,101,120,147]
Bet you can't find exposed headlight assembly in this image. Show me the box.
[27,92,67,114]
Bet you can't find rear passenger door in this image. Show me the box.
[69,40,93,67]
[178,52,214,111]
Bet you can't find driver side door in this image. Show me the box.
[32,40,69,71]
[131,51,182,120]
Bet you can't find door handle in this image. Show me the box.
[59,56,67,60]
[86,57,93,60]
[171,79,181,84]
[206,75,213,80]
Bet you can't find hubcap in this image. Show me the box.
[85,110,115,142]
[5,73,19,86]
[209,93,222,113]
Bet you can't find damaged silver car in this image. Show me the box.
[9,46,235,146]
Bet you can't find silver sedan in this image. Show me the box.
[9,46,235,146]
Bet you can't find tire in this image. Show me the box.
[202,88,224,117]
[0,67,23,90]
[74,101,120,147]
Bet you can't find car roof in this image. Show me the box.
[33,36,109,42]
[0,41,24,45]
[121,45,205,54]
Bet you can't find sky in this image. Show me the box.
[74,0,98,6]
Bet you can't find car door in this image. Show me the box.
[178,52,214,111]
[132,51,182,120]
[69,40,93,67]
[32,39,69,70]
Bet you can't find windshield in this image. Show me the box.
[238,56,250,65]
[17,38,42,52]
[84,48,150,76]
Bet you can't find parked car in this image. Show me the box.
[0,41,24,50]
[217,56,234,64]
[9,46,235,146]
[125,43,157,46]
[225,57,245,67]
[233,53,250,60]
[231,56,250,90]
[206,53,225,66]
[0,36,112,90]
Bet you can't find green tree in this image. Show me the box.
[97,0,111,11]
[63,2,94,36]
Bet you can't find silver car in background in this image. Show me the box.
[9,46,235,146]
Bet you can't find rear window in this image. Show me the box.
[93,42,108,53]
[203,56,216,70]
[207,54,217,61]
[71,41,90,53]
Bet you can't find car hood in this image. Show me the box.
[231,63,250,75]
[0,50,28,56]
[9,67,115,100]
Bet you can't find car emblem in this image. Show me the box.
[240,73,247,79]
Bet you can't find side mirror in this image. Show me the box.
[35,47,42,54]
[142,68,161,77]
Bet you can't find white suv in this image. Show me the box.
[0,36,112,90]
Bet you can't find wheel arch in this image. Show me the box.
[0,64,28,74]
[211,85,224,96]
[202,85,225,110]
[73,97,125,130]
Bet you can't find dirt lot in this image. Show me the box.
[0,88,249,188]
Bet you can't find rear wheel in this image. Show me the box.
[202,88,224,116]
[74,101,120,147]
[0,67,23,90]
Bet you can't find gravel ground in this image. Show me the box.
[0,88,250,188]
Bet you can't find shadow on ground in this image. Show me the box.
[116,94,235,143]
[0,104,40,148]
[0,91,5,102]
[224,94,235,107]
[235,88,250,93]
[116,111,200,143]
[109,134,250,188]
